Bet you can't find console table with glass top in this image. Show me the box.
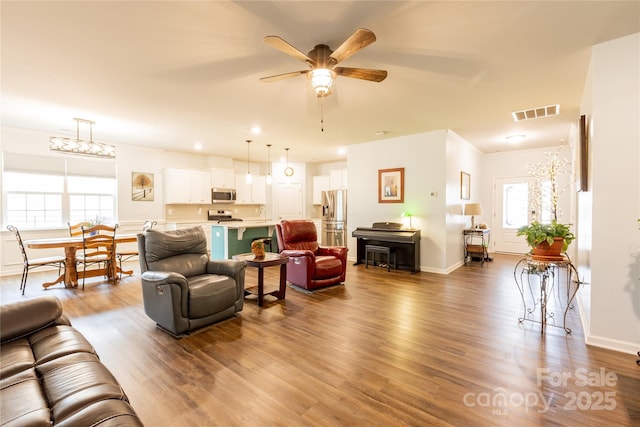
[513,255,580,334]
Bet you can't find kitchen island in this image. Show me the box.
[210,220,279,260]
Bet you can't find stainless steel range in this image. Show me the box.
[208,209,242,222]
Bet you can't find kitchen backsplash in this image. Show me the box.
[165,204,266,222]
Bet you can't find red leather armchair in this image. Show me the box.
[275,219,348,290]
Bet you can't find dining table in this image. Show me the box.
[25,233,138,289]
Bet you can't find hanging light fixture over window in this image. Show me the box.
[266,144,273,185]
[309,68,336,97]
[245,139,253,184]
[49,118,116,158]
[284,147,294,177]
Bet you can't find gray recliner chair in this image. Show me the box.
[138,226,246,336]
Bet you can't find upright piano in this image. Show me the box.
[352,222,421,274]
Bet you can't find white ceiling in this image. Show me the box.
[2,1,639,164]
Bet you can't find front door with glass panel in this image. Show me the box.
[493,177,535,254]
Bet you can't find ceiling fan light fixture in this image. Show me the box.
[309,68,335,96]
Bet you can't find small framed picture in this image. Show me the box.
[132,172,154,201]
[460,171,470,200]
[378,168,404,203]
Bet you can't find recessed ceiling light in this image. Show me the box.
[250,126,262,134]
[375,131,386,136]
[506,134,526,143]
[194,142,203,150]
[337,147,347,156]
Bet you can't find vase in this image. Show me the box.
[532,237,564,258]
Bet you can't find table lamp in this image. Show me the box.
[464,203,483,229]
[401,211,413,229]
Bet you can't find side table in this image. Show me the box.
[463,228,491,265]
[232,252,289,307]
[513,255,580,334]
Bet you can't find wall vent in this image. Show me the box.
[512,104,560,121]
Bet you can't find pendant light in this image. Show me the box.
[49,118,116,158]
[245,139,253,184]
[284,147,294,177]
[266,144,273,185]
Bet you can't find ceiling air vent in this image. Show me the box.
[512,104,560,121]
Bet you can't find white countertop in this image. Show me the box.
[209,220,278,239]
[167,219,275,227]
[208,220,278,229]
[166,219,277,239]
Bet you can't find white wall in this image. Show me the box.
[584,33,640,353]
[347,129,481,273]
[445,130,484,268]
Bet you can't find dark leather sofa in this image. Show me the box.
[0,296,143,426]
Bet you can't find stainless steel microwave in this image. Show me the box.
[212,188,236,204]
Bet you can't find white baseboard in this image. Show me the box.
[585,334,639,355]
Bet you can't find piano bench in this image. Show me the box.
[365,245,396,272]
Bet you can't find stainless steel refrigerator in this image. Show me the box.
[321,189,347,246]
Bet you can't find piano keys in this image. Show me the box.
[352,222,421,273]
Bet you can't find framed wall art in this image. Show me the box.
[378,167,404,203]
[131,172,154,201]
[460,171,470,200]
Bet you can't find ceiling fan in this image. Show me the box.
[260,28,388,97]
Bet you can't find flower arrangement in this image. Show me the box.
[517,145,575,255]
[526,145,571,222]
[88,215,105,227]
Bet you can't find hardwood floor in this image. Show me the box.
[2,254,638,426]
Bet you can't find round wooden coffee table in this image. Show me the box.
[232,252,289,307]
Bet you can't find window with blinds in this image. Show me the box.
[3,152,116,229]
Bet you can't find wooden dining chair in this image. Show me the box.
[116,220,156,279]
[78,223,118,289]
[68,221,91,236]
[6,225,66,295]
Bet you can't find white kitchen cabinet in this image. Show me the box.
[164,169,191,204]
[330,169,348,190]
[312,175,330,205]
[191,170,212,204]
[235,175,250,204]
[251,175,266,204]
[164,168,211,204]
[211,168,236,189]
[235,174,266,205]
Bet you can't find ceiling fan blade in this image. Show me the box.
[334,67,388,82]
[264,35,315,66]
[329,28,377,64]
[260,70,309,82]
